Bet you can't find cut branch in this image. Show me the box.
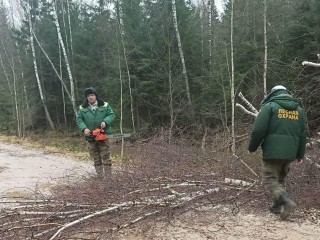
[302,61,320,67]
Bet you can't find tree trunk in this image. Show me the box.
[171,0,192,107]
[263,0,268,96]
[51,0,77,115]
[58,42,67,124]
[168,39,174,145]
[116,0,136,135]
[116,28,124,158]
[208,0,213,71]
[28,4,55,130]
[230,0,235,155]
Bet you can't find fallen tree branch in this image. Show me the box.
[238,92,259,115]
[302,61,320,67]
[49,202,134,239]
[236,103,257,117]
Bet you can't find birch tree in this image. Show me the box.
[171,0,192,107]
[28,2,55,130]
[51,0,77,115]
[263,0,267,96]
[230,0,235,155]
[116,0,136,134]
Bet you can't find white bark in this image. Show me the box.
[172,0,192,106]
[58,42,67,124]
[117,1,136,134]
[116,23,124,158]
[28,4,55,130]
[11,55,21,136]
[32,31,72,100]
[51,1,77,115]
[230,0,235,155]
[168,41,174,144]
[263,0,267,96]
[208,0,213,70]
[302,61,320,67]
[238,92,259,114]
[235,103,257,117]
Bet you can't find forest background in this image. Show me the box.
[0,0,319,145]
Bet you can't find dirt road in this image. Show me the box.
[0,142,92,199]
[0,142,319,240]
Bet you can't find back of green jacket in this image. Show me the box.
[248,92,307,160]
[76,98,115,135]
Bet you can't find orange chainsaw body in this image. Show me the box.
[92,128,107,141]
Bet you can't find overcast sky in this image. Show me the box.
[3,0,226,27]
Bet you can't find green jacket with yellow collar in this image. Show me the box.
[76,98,115,134]
[248,90,307,160]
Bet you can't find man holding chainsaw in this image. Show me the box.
[76,87,115,177]
[248,85,307,220]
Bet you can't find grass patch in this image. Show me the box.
[0,133,91,160]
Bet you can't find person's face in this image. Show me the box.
[87,94,97,104]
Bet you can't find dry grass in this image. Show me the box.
[0,133,90,160]
[0,131,319,239]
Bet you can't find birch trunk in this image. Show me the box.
[28,4,55,130]
[230,0,235,155]
[22,50,34,130]
[116,0,136,134]
[58,42,67,124]
[208,0,213,70]
[263,0,267,96]
[171,0,192,107]
[168,40,174,145]
[11,55,21,137]
[117,31,124,158]
[32,31,72,100]
[66,0,77,98]
[51,1,77,115]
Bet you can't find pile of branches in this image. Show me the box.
[0,140,319,239]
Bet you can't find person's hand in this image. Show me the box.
[101,122,106,129]
[84,128,91,136]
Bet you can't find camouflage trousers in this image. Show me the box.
[87,140,112,169]
[262,159,291,200]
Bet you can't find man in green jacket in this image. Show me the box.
[248,85,307,220]
[76,87,115,177]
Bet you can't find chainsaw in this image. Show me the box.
[85,128,107,142]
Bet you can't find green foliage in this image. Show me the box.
[0,0,319,136]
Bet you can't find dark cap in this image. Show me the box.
[84,87,98,97]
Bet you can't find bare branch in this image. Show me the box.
[235,103,257,117]
[302,61,320,67]
[238,92,259,114]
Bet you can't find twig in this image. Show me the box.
[234,155,260,179]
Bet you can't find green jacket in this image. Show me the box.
[76,98,115,134]
[248,91,307,160]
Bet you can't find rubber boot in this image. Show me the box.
[269,199,282,215]
[278,193,297,220]
[95,165,103,179]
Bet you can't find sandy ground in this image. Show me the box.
[0,142,319,240]
[0,142,93,200]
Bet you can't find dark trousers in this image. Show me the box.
[87,140,111,167]
[262,159,291,200]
